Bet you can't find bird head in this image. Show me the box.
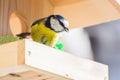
[45,15,69,33]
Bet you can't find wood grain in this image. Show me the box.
[17,39,25,65]
[0,65,72,80]
[9,11,29,36]
[0,0,54,36]
[0,39,25,69]
[54,0,120,28]
[49,0,81,6]
[0,40,18,69]
[109,0,120,13]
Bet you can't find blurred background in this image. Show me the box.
[85,19,120,80]
[61,19,120,80]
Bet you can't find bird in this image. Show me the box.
[17,15,69,47]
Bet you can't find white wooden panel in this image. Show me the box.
[25,39,108,80]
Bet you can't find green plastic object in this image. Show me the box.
[55,41,64,50]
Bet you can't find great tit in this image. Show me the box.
[17,15,69,47]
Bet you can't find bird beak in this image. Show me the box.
[64,27,69,32]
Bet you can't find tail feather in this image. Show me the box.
[16,32,31,39]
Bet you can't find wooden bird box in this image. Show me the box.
[0,39,108,80]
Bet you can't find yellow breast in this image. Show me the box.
[31,22,59,47]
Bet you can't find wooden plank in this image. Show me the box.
[109,0,120,13]
[25,39,108,80]
[0,40,25,69]
[0,65,72,80]
[54,0,120,28]
[0,41,18,69]
[17,39,25,65]
[49,0,81,6]
[0,39,108,80]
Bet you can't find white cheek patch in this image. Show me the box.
[50,18,64,32]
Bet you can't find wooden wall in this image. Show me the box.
[109,0,120,13]
[0,0,54,36]
[54,0,120,28]
[1,0,120,35]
